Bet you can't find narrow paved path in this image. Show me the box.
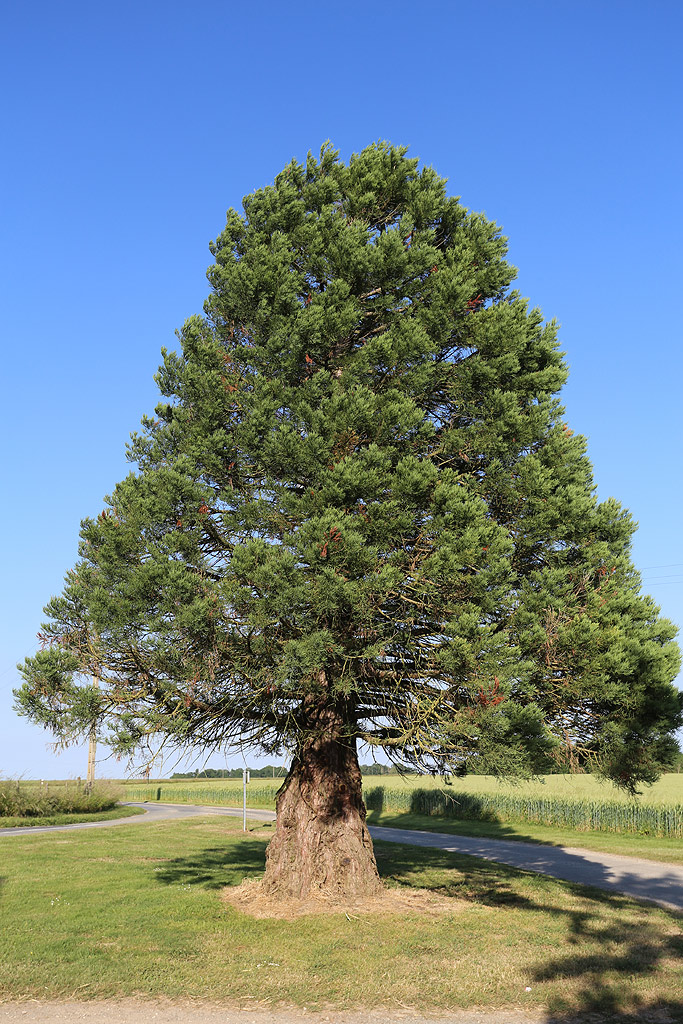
[3,802,682,912]
[0,802,275,836]
[369,824,683,912]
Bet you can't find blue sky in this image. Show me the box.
[2,0,682,779]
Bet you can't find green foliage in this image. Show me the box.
[16,141,681,790]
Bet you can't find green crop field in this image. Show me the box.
[119,773,683,840]
[122,772,683,804]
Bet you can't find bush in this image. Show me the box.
[0,780,123,818]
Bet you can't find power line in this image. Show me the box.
[0,647,38,684]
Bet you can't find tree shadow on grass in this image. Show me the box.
[369,811,683,911]
[376,840,683,1023]
[153,840,266,889]
[151,826,683,1021]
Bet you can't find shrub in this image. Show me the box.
[0,780,123,818]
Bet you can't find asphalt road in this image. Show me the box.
[370,824,683,912]
[3,801,683,912]
[0,801,276,836]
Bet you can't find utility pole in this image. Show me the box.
[86,671,99,790]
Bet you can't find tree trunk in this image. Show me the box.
[260,702,382,900]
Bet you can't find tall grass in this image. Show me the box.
[123,782,278,808]
[0,780,123,818]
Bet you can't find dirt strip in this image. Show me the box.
[0,1002,548,1024]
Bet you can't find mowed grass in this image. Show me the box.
[1,817,682,1017]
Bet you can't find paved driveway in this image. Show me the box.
[369,824,683,912]
[0,801,276,836]
[3,802,683,911]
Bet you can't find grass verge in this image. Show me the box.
[367,810,683,865]
[0,806,144,828]
[0,816,681,1018]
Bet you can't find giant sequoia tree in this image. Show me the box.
[17,143,681,899]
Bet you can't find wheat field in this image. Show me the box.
[121,771,683,805]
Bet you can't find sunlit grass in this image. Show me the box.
[0,816,681,1017]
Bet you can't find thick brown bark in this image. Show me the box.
[260,702,382,900]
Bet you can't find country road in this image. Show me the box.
[3,801,683,912]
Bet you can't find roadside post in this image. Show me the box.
[86,671,99,792]
[242,767,250,831]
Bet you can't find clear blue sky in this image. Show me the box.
[2,0,681,779]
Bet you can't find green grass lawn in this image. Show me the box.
[367,810,683,865]
[0,816,681,1018]
[0,806,143,828]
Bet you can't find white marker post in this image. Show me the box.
[86,671,100,792]
[242,767,250,831]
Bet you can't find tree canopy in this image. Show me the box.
[17,142,681,896]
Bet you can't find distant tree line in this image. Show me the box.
[170,767,286,779]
